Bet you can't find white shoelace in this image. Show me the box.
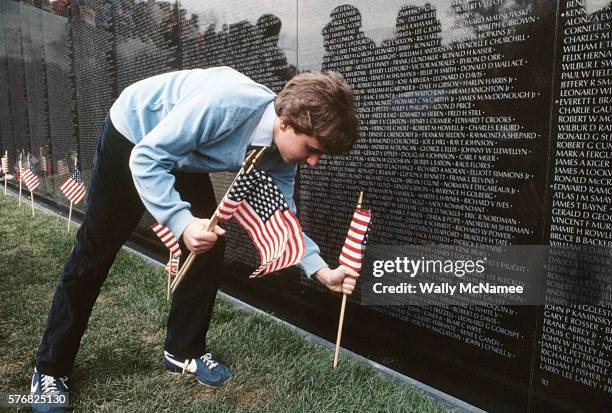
[200,353,219,370]
[41,374,68,394]
[165,350,219,374]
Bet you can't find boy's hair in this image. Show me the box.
[275,71,358,154]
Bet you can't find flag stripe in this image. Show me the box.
[1,156,9,174]
[338,209,372,273]
[22,168,39,192]
[217,198,240,221]
[240,203,275,261]
[265,210,303,275]
[151,223,182,256]
[234,210,267,263]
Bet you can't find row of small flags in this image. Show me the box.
[4,150,372,281]
[1,151,85,215]
[1,152,73,179]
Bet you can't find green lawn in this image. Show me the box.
[0,194,449,413]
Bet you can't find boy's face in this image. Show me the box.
[273,119,324,166]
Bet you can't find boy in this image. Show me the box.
[30,67,359,412]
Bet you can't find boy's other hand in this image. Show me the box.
[315,266,359,295]
[182,219,226,254]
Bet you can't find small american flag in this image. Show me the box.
[217,169,305,278]
[165,254,180,277]
[60,167,86,205]
[56,159,69,177]
[151,223,182,257]
[338,209,372,272]
[22,160,40,192]
[1,152,8,174]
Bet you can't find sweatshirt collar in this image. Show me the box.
[249,101,276,148]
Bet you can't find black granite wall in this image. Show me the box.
[1,1,610,411]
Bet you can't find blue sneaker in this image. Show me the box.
[164,350,232,387]
[30,367,69,413]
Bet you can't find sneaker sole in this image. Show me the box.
[166,369,232,388]
[196,375,231,388]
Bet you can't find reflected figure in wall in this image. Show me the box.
[253,14,296,87]
[322,4,375,108]
[185,14,293,92]
[306,5,377,254]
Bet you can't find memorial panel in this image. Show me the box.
[23,4,54,198]
[533,1,612,411]
[70,0,115,211]
[43,7,79,204]
[6,1,30,159]
[297,1,556,411]
[0,0,15,159]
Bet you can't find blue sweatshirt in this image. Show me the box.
[109,67,327,276]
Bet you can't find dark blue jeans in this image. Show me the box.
[36,115,225,377]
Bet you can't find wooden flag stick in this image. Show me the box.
[67,200,73,231]
[18,152,24,206]
[171,148,267,293]
[3,151,7,195]
[333,191,364,369]
[333,295,348,369]
[31,191,35,216]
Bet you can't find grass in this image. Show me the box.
[0,194,450,413]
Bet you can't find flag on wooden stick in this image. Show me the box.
[333,192,372,369]
[62,162,85,231]
[22,158,39,216]
[171,147,269,292]
[338,209,372,273]
[22,160,40,192]
[217,169,305,278]
[60,167,86,205]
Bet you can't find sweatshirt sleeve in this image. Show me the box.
[128,94,223,239]
[267,161,328,278]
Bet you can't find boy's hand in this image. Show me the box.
[182,219,226,254]
[315,266,359,295]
